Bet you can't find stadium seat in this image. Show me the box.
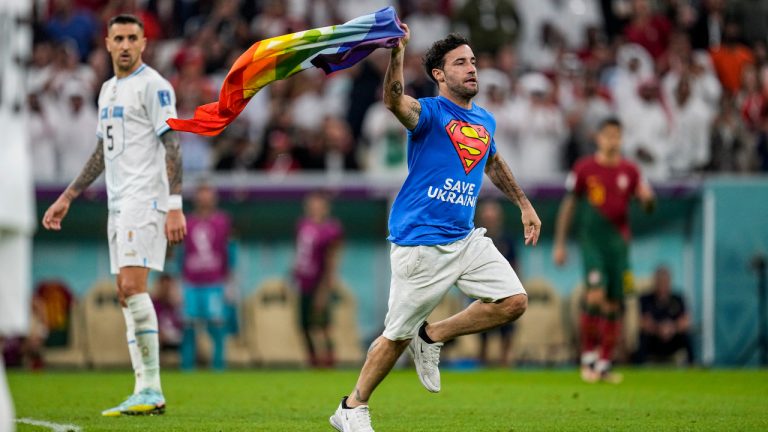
[242,279,305,366]
[35,281,86,368]
[82,280,131,368]
[329,282,364,366]
[512,278,571,365]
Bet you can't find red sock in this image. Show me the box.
[599,317,621,361]
[580,312,601,353]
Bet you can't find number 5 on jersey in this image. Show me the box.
[101,106,125,158]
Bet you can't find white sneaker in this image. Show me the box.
[408,334,443,393]
[329,397,374,432]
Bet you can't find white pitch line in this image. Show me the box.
[15,418,81,432]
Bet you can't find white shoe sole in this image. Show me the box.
[329,414,343,431]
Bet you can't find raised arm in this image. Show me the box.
[383,23,421,130]
[484,153,541,246]
[161,130,187,244]
[42,139,105,230]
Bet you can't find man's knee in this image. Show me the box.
[499,294,527,322]
[119,280,142,298]
[118,275,147,298]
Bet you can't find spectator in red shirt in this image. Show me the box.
[623,0,673,61]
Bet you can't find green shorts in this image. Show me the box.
[580,232,633,302]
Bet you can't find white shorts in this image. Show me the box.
[383,228,526,341]
[108,207,167,275]
[0,230,31,335]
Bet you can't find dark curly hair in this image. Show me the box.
[423,33,471,83]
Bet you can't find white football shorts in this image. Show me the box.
[0,229,31,335]
[383,228,526,341]
[108,207,167,275]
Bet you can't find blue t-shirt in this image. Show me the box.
[388,96,497,246]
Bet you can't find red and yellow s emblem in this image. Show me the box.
[444,120,490,174]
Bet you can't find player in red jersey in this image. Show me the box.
[553,117,655,382]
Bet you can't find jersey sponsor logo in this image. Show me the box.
[112,105,124,118]
[444,120,490,174]
[100,107,108,119]
[158,90,171,107]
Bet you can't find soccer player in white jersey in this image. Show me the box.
[42,14,186,417]
[1,1,34,430]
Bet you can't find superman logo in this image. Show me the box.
[444,120,490,174]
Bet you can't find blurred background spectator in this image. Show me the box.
[179,182,235,370]
[293,191,343,368]
[637,266,693,365]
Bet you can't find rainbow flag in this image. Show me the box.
[167,7,404,136]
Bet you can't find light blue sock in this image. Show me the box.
[208,323,226,371]
[181,324,196,371]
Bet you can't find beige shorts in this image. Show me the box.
[0,230,31,335]
[383,228,526,341]
[108,207,167,275]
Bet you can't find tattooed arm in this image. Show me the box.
[485,153,542,246]
[161,130,187,244]
[162,130,182,195]
[42,139,105,230]
[383,22,421,130]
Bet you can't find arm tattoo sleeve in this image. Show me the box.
[65,138,105,201]
[486,155,528,207]
[404,100,421,128]
[161,130,182,195]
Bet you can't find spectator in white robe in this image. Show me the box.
[609,43,654,113]
[620,80,672,180]
[507,73,569,182]
[667,74,716,177]
[56,81,98,181]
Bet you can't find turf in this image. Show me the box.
[7,368,768,431]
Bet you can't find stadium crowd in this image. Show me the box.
[27,0,768,182]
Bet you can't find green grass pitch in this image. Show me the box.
[8,368,768,431]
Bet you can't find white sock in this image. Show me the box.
[0,359,15,432]
[126,293,162,393]
[122,307,144,394]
